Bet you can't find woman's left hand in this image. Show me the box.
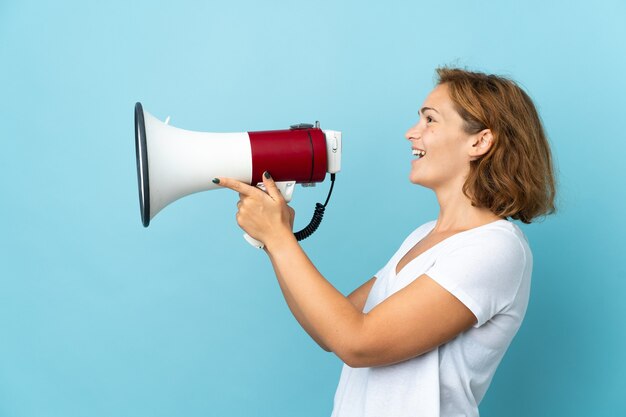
[213,172,295,248]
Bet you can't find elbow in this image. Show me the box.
[334,339,375,368]
[341,355,366,369]
[337,348,372,368]
[319,343,332,353]
[334,332,408,368]
[338,346,415,369]
[331,316,375,368]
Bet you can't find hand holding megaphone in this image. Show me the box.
[212,172,296,249]
[134,102,341,247]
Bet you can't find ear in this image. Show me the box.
[469,129,493,159]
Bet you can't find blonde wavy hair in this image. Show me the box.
[436,67,557,224]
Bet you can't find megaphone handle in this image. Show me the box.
[243,233,265,249]
[242,180,296,249]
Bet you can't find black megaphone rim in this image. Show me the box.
[134,102,151,227]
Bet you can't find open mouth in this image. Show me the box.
[412,148,426,159]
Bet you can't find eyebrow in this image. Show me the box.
[419,106,440,115]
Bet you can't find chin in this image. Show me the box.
[409,171,438,190]
[409,174,427,187]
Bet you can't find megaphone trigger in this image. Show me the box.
[255,181,296,203]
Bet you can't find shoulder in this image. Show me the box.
[427,221,532,326]
[446,220,530,261]
[429,220,531,290]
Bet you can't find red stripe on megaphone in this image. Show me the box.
[248,128,328,184]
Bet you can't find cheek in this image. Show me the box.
[427,133,466,167]
[422,128,437,147]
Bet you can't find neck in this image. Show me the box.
[431,181,503,233]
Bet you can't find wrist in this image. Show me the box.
[264,229,299,254]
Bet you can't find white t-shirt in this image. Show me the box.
[331,219,532,417]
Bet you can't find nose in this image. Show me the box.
[405,121,421,141]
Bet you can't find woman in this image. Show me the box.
[214,67,556,417]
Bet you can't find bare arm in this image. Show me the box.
[265,235,476,367]
[271,263,333,352]
[216,175,477,368]
[273,276,376,352]
[347,277,376,311]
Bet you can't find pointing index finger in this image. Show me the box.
[213,177,263,197]
[261,171,284,201]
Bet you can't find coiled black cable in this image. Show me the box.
[294,173,336,241]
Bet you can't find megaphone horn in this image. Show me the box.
[134,102,342,245]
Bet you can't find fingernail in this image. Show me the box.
[264,171,271,179]
[212,178,220,184]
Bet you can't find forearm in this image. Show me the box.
[265,233,364,359]
[215,175,363,357]
[272,272,331,351]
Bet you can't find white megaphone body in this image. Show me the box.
[134,102,342,247]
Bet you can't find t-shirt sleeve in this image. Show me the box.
[374,262,389,279]
[425,230,527,327]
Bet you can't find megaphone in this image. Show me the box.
[134,102,342,247]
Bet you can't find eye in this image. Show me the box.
[425,115,434,123]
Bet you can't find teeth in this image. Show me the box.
[412,149,426,158]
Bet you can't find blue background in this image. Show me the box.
[1,0,625,416]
